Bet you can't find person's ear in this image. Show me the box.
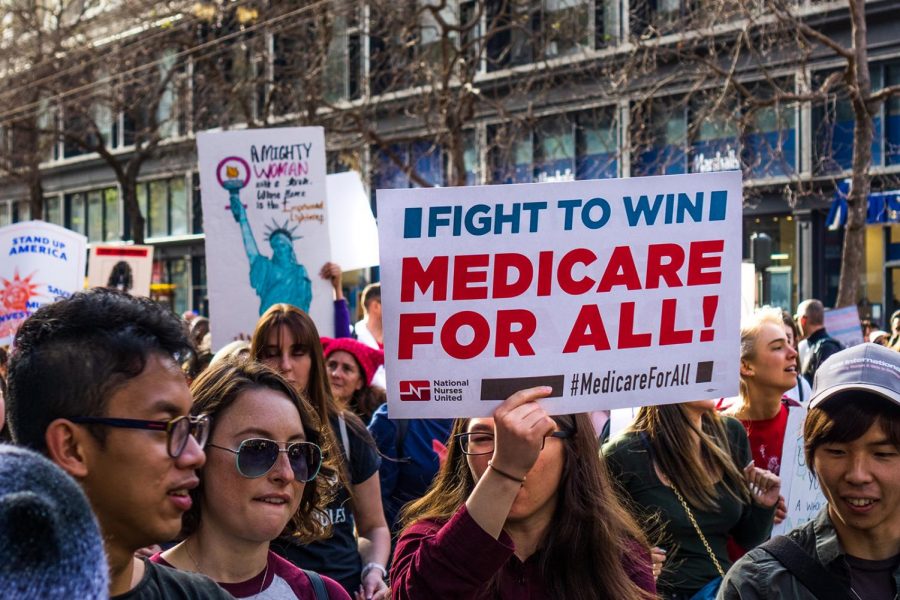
[740,359,754,377]
[45,419,91,479]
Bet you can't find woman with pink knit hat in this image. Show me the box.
[321,337,386,424]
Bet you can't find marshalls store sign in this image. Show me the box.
[378,171,743,418]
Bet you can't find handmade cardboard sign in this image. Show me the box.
[197,127,332,349]
[378,171,743,418]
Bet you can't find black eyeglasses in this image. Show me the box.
[453,430,571,456]
[69,414,210,458]
[207,438,323,482]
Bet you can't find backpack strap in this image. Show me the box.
[760,535,847,600]
[303,569,329,600]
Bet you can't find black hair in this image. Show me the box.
[805,392,900,473]
[7,288,191,453]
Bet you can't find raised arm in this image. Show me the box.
[230,194,261,260]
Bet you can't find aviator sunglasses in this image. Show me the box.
[207,438,323,482]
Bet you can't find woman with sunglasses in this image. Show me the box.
[252,304,391,600]
[391,387,656,600]
[150,358,350,599]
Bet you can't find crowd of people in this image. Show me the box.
[0,284,899,600]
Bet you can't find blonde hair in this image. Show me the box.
[739,306,787,400]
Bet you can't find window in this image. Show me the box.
[65,187,120,242]
[576,108,618,179]
[812,66,883,174]
[372,141,445,190]
[743,100,797,179]
[542,0,591,58]
[887,63,900,166]
[13,200,30,222]
[490,124,534,183]
[0,202,9,227]
[632,99,688,176]
[534,116,576,181]
[324,8,363,102]
[45,196,63,226]
[136,176,191,239]
[689,96,740,174]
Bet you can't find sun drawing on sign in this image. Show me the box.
[0,270,41,312]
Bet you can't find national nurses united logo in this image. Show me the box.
[399,380,431,401]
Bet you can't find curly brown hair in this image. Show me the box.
[184,358,338,542]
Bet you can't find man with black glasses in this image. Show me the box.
[6,289,232,599]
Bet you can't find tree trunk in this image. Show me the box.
[121,177,145,244]
[834,0,873,308]
[28,169,44,221]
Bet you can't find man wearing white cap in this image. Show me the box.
[720,342,900,599]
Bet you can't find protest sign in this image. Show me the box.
[824,305,864,347]
[0,221,87,346]
[87,245,154,297]
[378,171,743,418]
[772,402,825,536]
[197,127,332,349]
[327,171,379,272]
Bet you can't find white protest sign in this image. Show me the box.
[87,245,154,297]
[0,221,87,346]
[378,171,743,418]
[608,407,639,441]
[741,262,756,318]
[772,402,826,536]
[824,305,864,347]
[197,127,332,349]
[327,171,379,271]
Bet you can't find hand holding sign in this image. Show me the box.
[491,386,557,481]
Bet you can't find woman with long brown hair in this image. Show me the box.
[151,358,349,599]
[603,401,780,599]
[391,387,656,600]
[251,304,390,600]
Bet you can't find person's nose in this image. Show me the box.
[176,433,207,470]
[278,352,292,374]
[269,449,295,483]
[844,453,874,486]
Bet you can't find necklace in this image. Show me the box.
[850,587,900,600]
[183,539,269,595]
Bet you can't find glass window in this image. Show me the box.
[87,190,103,242]
[576,109,618,179]
[690,98,739,173]
[743,101,797,179]
[412,142,444,188]
[543,0,590,57]
[887,63,900,166]
[104,187,120,241]
[149,180,168,238]
[490,125,535,184]
[68,193,86,235]
[13,200,30,222]
[0,202,9,227]
[633,99,687,176]
[170,177,188,235]
[373,145,411,191]
[463,130,480,185]
[595,0,620,48]
[45,196,63,225]
[535,116,575,181]
[813,66,882,173]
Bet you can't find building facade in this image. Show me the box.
[1,0,898,324]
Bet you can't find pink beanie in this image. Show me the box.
[321,337,385,387]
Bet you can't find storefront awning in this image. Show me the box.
[828,180,900,230]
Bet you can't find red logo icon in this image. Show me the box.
[399,380,431,401]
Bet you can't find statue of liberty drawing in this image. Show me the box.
[218,157,312,315]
